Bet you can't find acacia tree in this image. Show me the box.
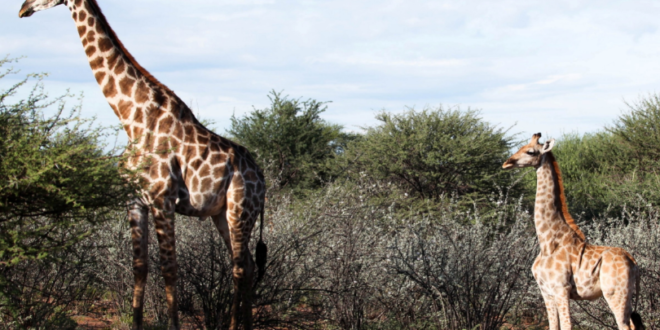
[228,91,357,191]
[0,57,134,327]
[542,94,660,219]
[343,107,516,201]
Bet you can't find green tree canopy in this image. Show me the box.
[228,91,357,191]
[0,57,134,265]
[547,94,660,219]
[537,132,614,219]
[343,106,516,201]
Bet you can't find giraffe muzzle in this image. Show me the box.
[19,0,36,18]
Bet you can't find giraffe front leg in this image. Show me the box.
[128,200,149,330]
[554,289,573,330]
[152,208,180,330]
[540,289,560,330]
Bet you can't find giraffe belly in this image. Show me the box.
[174,186,226,217]
[571,278,602,300]
[571,266,603,300]
[572,248,605,301]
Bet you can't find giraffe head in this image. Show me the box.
[18,0,65,18]
[502,133,555,169]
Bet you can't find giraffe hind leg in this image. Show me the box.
[211,211,243,329]
[604,289,633,330]
[241,251,255,330]
[602,253,638,330]
[225,213,256,329]
[228,237,255,330]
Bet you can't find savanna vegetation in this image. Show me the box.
[2,57,660,329]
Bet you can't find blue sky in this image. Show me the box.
[3,0,660,141]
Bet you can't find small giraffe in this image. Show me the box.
[19,1,267,329]
[503,133,644,330]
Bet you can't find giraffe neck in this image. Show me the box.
[534,152,585,255]
[65,0,191,143]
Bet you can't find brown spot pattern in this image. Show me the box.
[103,76,117,98]
[114,59,125,75]
[85,45,97,56]
[98,37,112,52]
[119,76,135,96]
[135,80,149,104]
[159,116,174,134]
[77,25,87,37]
[134,107,144,124]
[94,71,106,84]
[107,51,120,70]
[127,66,137,78]
[117,99,133,119]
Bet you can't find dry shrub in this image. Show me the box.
[86,184,660,330]
[0,220,100,329]
[386,195,538,330]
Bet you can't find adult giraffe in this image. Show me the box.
[19,1,267,329]
[503,133,644,330]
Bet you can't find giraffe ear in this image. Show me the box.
[541,139,555,154]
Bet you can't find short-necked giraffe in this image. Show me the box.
[19,1,267,329]
[503,133,644,330]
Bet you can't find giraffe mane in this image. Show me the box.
[86,0,173,96]
[547,152,586,241]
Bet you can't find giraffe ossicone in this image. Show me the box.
[503,133,645,330]
[19,1,267,329]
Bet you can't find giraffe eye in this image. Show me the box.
[526,150,538,155]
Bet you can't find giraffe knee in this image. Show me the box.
[233,264,246,279]
[160,263,178,281]
[133,260,148,278]
[233,262,254,283]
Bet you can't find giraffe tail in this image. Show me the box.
[631,312,645,330]
[631,266,645,330]
[255,208,267,284]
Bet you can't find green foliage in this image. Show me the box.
[0,57,135,326]
[343,106,517,202]
[0,57,133,264]
[610,94,660,166]
[228,90,357,191]
[541,95,660,219]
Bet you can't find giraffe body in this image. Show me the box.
[503,133,643,330]
[19,1,266,329]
